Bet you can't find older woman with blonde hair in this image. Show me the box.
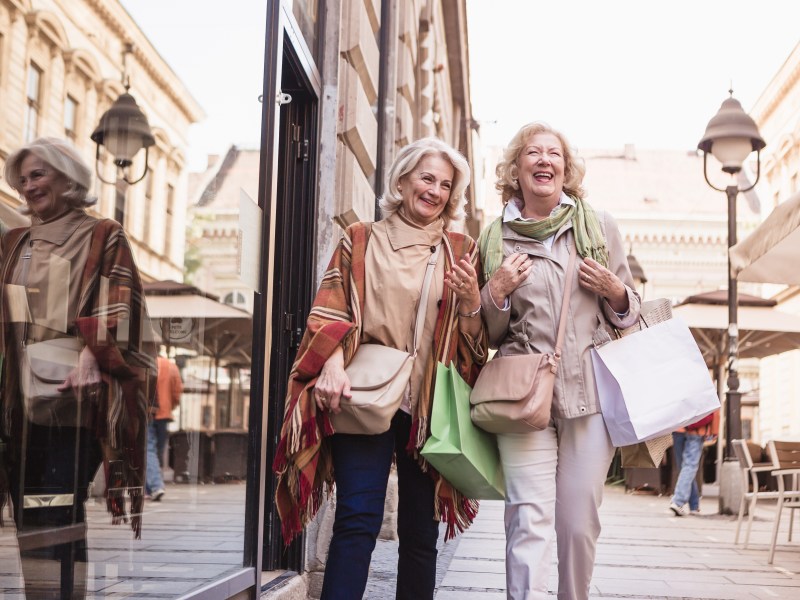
[477,122,641,599]
[274,137,487,600]
[0,137,155,598]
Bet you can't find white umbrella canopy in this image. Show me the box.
[730,191,800,285]
[673,290,800,365]
[144,281,253,364]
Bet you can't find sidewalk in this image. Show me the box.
[432,484,800,599]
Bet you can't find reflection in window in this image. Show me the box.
[25,63,42,143]
[165,183,175,260]
[223,291,247,306]
[292,0,320,57]
[64,95,78,141]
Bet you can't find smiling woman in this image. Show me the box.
[1,137,156,598]
[273,137,487,600]
[475,121,641,600]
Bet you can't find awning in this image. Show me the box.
[673,291,800,363]
[144,281,253,363]
[730,191,800,285]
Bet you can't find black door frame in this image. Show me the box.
[176,2,323,598]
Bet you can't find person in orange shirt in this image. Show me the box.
[146,356,183,500]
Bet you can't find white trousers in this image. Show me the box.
[498,413,615,600]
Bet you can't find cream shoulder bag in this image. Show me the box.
[332,243,441,434]
[470,245,576,433]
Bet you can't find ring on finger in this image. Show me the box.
[459,281,465,288]
[517,265,525,273]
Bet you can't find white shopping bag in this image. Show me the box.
[591,315,720,447]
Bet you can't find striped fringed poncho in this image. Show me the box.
[273,221,487,543]
[0,216,157,536]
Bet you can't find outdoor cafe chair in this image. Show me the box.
[732,439,780,547]
[766,440,800,564]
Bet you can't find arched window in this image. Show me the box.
[223,291,247,307]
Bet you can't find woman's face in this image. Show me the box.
[398,154,454,226]
[516,132,566,204]
[18,154,70,221]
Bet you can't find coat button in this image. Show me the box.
[430,246,436,253]
[579,406,587,413]
[515,244,522,252]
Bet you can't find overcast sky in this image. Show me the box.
[467,0,800,152]
[120,1,800,169]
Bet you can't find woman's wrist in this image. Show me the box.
[458,304,481,318]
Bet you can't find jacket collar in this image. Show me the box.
[384,210,444,251]
[29,210,90,246]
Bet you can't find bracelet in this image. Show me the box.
[458,305,481,318]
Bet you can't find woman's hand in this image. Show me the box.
[578,257,628,313]
[314,346,351,414]
[58,346,101,396]
[487,252,532,307]
[444,251,480,313]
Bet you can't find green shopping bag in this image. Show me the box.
[421,362,505,500]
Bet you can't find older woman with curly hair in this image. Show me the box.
[477,122,641,599]
[274,137,487,600]
[0,137,155,598]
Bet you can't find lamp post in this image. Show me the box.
[698,91,765,511]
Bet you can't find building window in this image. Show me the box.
[165,183,175,259]
[25,64,42,143]
[143,167,154,246]
[64,95,78,141]
[114,182,126,226]
[224,291,247,307]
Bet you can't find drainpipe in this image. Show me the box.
[374,0,398,219]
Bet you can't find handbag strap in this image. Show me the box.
[553,245,577,360]
[411,243,442,357]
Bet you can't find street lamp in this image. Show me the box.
[91,86,155,186]
[697,92,765,473]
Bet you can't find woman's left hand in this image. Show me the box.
[578,257,628,313]
[444,251,480,313]
[58,346,102,396]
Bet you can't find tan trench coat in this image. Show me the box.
[480,210,641,419]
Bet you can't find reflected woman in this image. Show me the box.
[0,137,156,598]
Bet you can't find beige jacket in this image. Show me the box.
[480,210,641,419]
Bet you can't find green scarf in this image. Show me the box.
[478,195,608,281]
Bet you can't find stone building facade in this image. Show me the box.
[0,0,202,281]
[749,39,800,443]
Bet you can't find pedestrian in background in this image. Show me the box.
[273,137,487,600]
[146,355,183,501]
[669,411,717,516]
[478,122,641,600]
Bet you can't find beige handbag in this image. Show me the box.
[470,246,576,434]
[19,336,85,427]
[331,244,441,434]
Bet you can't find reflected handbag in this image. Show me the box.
[19,337,84,427]
[421,362,504,499]
[331,244,441,434]
[470,246,576,434]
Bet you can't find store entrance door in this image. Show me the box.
[262,41,319,572]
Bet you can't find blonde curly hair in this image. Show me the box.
[495,122,585,204]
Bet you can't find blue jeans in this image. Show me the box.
[145,421,164,494]
[152,419,170,468]
[671,432,704,510]
[320,411,439,600]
